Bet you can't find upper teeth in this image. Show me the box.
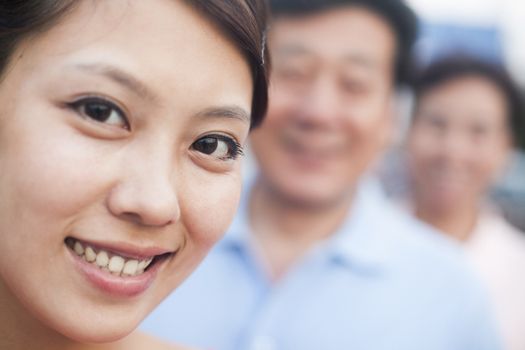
[68,239,154,277]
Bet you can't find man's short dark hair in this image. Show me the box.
[269,0,418,86]
[414,55,525,150]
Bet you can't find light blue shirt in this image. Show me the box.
[142,179,502,350]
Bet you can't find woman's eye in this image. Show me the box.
[69,97,129,130]
[191,135,244,161]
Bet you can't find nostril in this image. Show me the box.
[119,211,175,227]
[119,212,143,224]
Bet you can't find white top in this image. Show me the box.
[465,211,525,350]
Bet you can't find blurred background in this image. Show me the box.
[382,0,525,230]
[243,0,524,230]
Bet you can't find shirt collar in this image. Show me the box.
[327,179,394,272]
[219,176,395,273]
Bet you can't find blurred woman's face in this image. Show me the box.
[0,0,252,343]
[407,76,511,211]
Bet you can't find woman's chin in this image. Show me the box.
[60,321,137,344]
[35,306,144,345]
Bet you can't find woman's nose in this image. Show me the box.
[106,159,180,227]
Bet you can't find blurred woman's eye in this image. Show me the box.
[191,134,244,161]
[68,97,130,130]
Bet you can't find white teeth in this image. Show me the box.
[85,246,97,262]
[137,260,147,272]
[122,259,139,276]
[108,256,125,274]
[144,257,153,267]
[68,239,156,277]
[96,250,109,268]
[73,241,84,256]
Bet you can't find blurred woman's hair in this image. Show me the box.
[0,0,270,128]
[413,55,525,150]
[268,0,418,86]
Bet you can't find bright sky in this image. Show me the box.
[406,0,525,84]
[406,0,501,24]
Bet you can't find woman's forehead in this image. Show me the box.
[12,0,253,118]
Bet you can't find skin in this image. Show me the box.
[0,0,252,349]
[407,75,512,241]
[248,7,396,279]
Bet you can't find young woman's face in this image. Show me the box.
[0,0,252,343]
[407,76,511,211]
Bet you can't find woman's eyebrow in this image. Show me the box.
[71,63,156,102]
[71,63,250,123]
[196,106,251,124]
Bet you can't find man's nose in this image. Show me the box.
[298,76,342,126]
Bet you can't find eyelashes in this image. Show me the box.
[66,96,244,161]
[191,134,244,161]
[67,96,130,130]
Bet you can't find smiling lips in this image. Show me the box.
[65,237,166,277]
[65,237,175,297]
[281,131,346,158]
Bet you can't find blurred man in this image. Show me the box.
[142,1,502,349]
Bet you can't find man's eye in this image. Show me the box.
[69,97,129,130]
[191,135,244,160]
[281,69,306,80]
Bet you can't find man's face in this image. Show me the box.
[251,7,396,206]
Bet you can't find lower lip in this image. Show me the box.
[67,248,166,298]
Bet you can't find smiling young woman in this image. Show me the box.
[0,0,268,349]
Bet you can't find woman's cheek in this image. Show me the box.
[6,135,112,222]
[181,169,242,250]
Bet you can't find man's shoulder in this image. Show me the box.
[379,204,479,284]
[383,203,458,253]
[352,180,468,270]
[376,206,494,320]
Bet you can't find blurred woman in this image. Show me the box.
[0,0,268,349]
[407,56,525,350]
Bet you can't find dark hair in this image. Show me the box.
[413,55,525,150]
[268,0,418,86]
[0,1,77,77]
[0,0,269,128]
